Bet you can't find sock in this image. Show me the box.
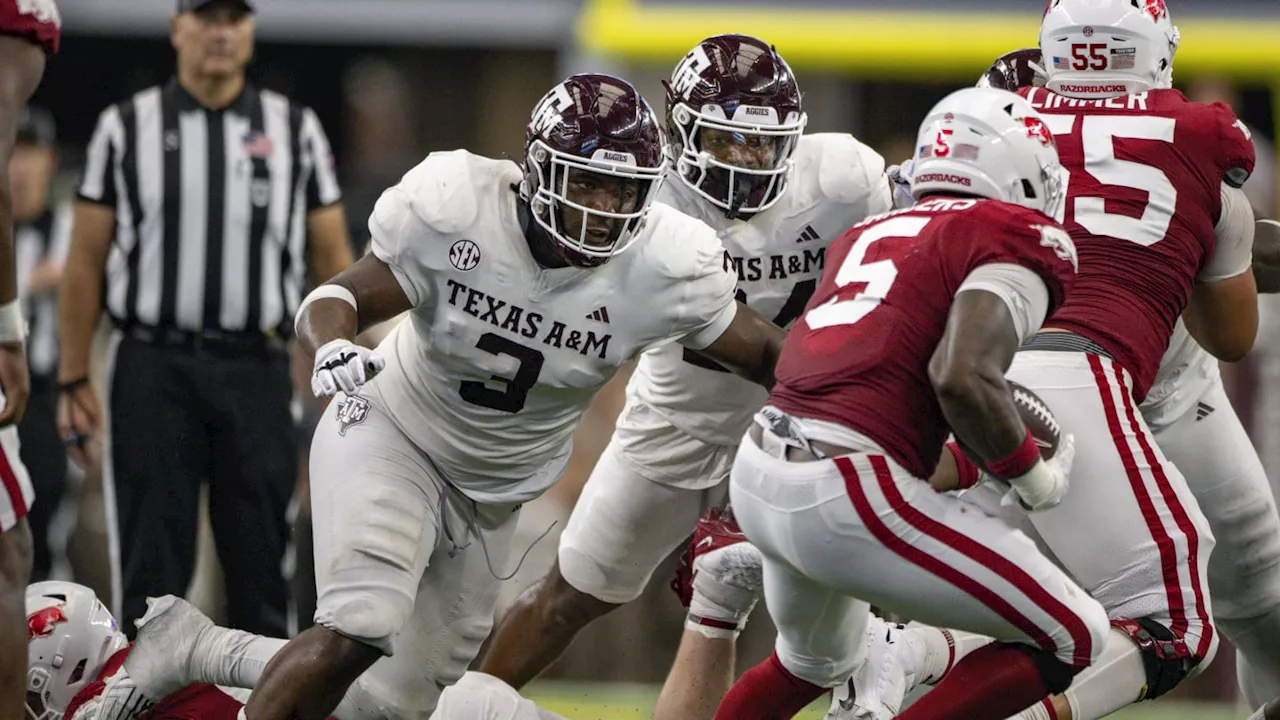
[191,627,289,689]
[898,642,1055,720]
[1016,697,1057,720]
[904,623,994,685]
[713,651,826,720]
[1220,605,1280,708]
[1060,628,1148,720]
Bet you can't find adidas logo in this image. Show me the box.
[795,225,820,244]
[1195,402,1214,421]
[586,307,611,324]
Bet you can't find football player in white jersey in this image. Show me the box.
[478,34,894,719]
[92,73,787,720]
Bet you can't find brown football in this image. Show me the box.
[955,381,1061,467]
[1009,380,1060,460]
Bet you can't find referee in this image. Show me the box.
[56,0,354,636]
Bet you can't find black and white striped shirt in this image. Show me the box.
[77,78,342,336]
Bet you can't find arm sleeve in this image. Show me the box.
[1199,184,1255,282]
[670,224,740,350]
[301,107,343,210]
[957,262,1051,344]
[368,185,431,309]
[76,105,122,207]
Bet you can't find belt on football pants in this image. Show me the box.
[1020,331,1113,359]
[750,409,855,462]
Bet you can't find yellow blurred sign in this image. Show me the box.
[577,0,1280,81]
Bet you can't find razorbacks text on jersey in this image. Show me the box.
[366,150,738,503]
[0,0,59,55]
[1020,86,1255,400]
[632,133,892,447]
[768,198,1077,479]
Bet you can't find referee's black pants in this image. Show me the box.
[107,333,297,638]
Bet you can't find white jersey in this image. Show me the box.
[631,133,892,446]
[1141,318,1220,431]
[366,151,738,504]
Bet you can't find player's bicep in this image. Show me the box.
[930,288,1022,389]
[1185,270,1257,362]
[325,253,414,331]
[691,301,786,389]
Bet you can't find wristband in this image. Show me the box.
[945,441,982,490]
[686,613,740,640]
[985,428,1041,480]
[0,299,25,343]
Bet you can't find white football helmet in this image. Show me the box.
[26,582,127,720]
[1040,0,1179,99]
[911,87,1065,219]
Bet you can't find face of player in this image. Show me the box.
[698,127,778,171]
[9,144,55,223]
[172,2,256,81]
[559,168,642,251]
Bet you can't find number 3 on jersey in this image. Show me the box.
[804,216,929,330]
[1039,114,1177,247]
[459,333,544,413]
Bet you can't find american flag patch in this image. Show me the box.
[1052,56,1071,70]
[953,143,980,160]
[242,131,274,159]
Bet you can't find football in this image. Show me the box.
[1009,380,1061,460]
[955,381,1061,467]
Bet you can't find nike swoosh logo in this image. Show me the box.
[696,536,714,549]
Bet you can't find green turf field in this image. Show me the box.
[525,682,1245,720]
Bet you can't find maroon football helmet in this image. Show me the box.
[664,34,806,218]
[520,73,666,268]
[977,48,1048,92]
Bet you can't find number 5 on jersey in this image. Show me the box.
[805,216,930,330]
[1039,114,1177,247]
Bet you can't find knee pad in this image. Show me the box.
[316,595,403,657]
[1111,618,1195,701]
[1023,645,1080,695]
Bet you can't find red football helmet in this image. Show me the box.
[664,34,806,218]
[521,74,666,268]
[977,48,1048,92]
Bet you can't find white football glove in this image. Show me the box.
[1001,432,1075,513]
[886,159,915,210]
[311,339,385,397]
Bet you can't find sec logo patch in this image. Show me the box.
[450,239,481,271]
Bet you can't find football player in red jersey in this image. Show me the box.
[0,1,58,717]
[894,2,1256,718]
[1004,1,1257,717]
[712,86,1107,720]
[889,35,1279,720]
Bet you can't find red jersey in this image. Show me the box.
[1020,86,1255,399]
[66,646,244,720]
[0,0,59,55]
[769,198,1077,479]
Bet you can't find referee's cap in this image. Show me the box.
[177,0,254,13]
[16,106,55,148]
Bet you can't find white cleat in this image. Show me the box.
[827,616,910,720]
[125,595,216,700]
